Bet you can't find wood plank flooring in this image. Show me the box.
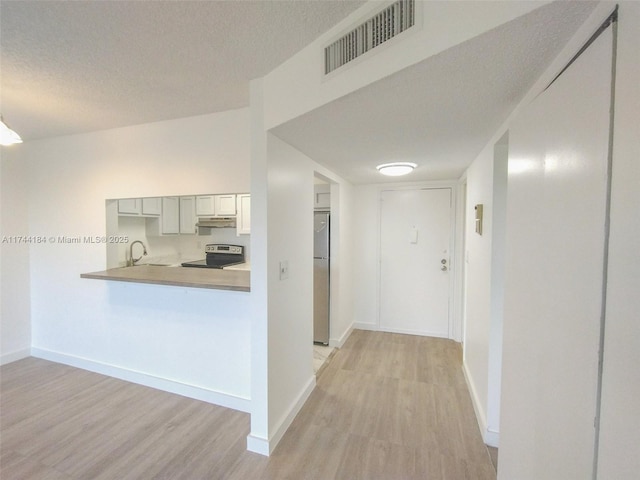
[1,330,496,479]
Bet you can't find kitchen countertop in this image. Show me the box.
[81,265,250,292]
[223,261,251,272]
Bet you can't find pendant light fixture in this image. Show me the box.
[376,162,417,176]
[0,115,23,146]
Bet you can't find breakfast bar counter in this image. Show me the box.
[81,265,250,292]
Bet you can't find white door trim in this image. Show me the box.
[454,175,468,344]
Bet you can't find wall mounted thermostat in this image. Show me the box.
[475,204,484,235]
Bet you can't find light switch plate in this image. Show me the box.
[409,226,418,244]
[279,260,289,280]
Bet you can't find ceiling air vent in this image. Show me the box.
[324,0,415,75]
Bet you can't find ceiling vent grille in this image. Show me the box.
[324,0,415,75]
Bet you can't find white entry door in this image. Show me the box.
[379,188,452,337]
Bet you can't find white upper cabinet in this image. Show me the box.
[196,195,215,216]
[179,196,197,234]
[131,193,247,236]
[142,197,161,216]
[146,197,180,236]
[119,198,161,217]
[118,198,142,215]
[215,194,237,216]
[161,197,180,234]
[236,194,251,235]
[196,194,237,216]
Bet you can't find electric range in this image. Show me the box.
[181,244,245,269]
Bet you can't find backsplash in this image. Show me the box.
[113,216,249,267]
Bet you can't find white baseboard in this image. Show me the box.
[0,348,31,366]
[268,375,315,452]
[353,322,378,331]
[246,375,316,457]
[380,325,449,338]
[246,434,270,456]
[353,322,449,339]
[31,347,250,413]
[329,323,354,348]
[462,361,499,447]
[463,361,487,434]
[485,428,500,448]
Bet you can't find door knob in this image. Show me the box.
[441,265,448,271]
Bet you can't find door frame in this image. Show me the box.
[314,172,343,348]
[454,175,468,345]
[375,181,460,340]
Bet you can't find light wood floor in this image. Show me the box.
[1,330,496,479]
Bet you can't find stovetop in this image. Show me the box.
[181,244,245,269]
[180,258,245,269]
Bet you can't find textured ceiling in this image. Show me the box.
[272,1,598,184]
[1,1,598,185]
[0,0,364,140]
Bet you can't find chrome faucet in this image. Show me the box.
[127,240,148,266]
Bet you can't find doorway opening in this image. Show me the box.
[312,174,335,374]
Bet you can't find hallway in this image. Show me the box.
[261,329,496,478]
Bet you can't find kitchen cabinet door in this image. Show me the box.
[118,198,141,215]
[236,194,251,235]
[161,197,180,234]
[142,197,161,216]
[215,194,237,216]
[196,195,215,216]
[180,196,197,234]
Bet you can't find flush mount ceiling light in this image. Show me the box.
[0,115,23,146]
[376,162,417,176]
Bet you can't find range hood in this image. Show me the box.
[196,217,237,228]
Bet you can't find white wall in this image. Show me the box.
[486,141,507,446]
[247,129,321,454]
[462,144,494,443]
[248,80,270,451]
[461,2,640,476]
[264,0,546,130]
[460,2,619,451]
[500,22,612,478]
[597,2,640,478]
[461,139,507,448]
[353,185,380,330]
[266,134,315,449]
[16,109,253,410]
[0,148,32,364]
[352,184,380,329]
[248,90,356,453]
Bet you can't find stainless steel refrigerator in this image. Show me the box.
[313,211,330,344]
